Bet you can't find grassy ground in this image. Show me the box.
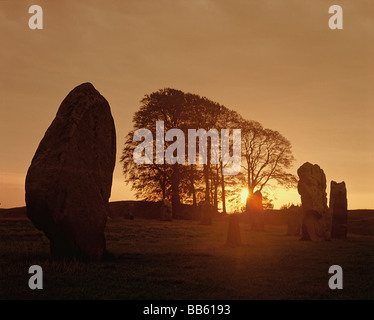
[0,214,373,300]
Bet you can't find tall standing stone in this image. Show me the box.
[330,181,348,239]
[297,162,330,241]
[25,83,116,261]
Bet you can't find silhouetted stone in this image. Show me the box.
[330,181,348,239]
[160,199,172,221]
[286,205,302,236]
[25,83,116,261]
[199,201,213,225]
[226,215,242,247]
[248,191,264,231]
[127,202,135,220]
[297,162,330,241]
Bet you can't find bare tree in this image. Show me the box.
[240,119,297,211]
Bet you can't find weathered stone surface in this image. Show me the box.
[160,199,172,221]
[25,83,116,260]
[297,162,330,241]
[330,181,348,239]
[226,214,242,247]
[248,191,264,231]
[286,205,302,236]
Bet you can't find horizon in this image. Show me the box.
[1,0,373,210]
[2,201,374,212]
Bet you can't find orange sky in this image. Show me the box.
[0,0,373,210]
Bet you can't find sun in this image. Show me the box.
[240,188,249,204]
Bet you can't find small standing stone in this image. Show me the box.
[226,215,242,247]
[286,205,302,236]
[248,191,264,231]
[199,201,213,225]
[128,202,135,220]
[330,181,348,239]
[160,199,172,221]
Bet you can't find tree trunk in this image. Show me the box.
[192,185,197,207]
[210,178,214,207]
[190,165,197,207]
[204,139,212,204]
[213,165,218,213]
[204,164,210,204]
[161,180,166,200]
[171,164,181,218]
[221,162,227,215]
[246,167,254,213]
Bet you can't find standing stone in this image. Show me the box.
[226,214,242,247]
[25,83,116,261]
[330,181,348,239]
[297,162,330,241]
[248,191,264,231]
[286,205,302,236]
[127,202,135,220]
[199,200,213,225]
[160,199,172,221]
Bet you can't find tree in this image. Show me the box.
[240,119,297,211]
[122,88,189,216]
[184,93,223,205]
[121,129,172,201]
[120,88,225,217]
[215,107,243,214]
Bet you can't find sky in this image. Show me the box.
[0,0,373,210]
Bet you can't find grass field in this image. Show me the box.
[0,213,373,300]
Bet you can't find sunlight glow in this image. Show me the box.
[240,188,249,205]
